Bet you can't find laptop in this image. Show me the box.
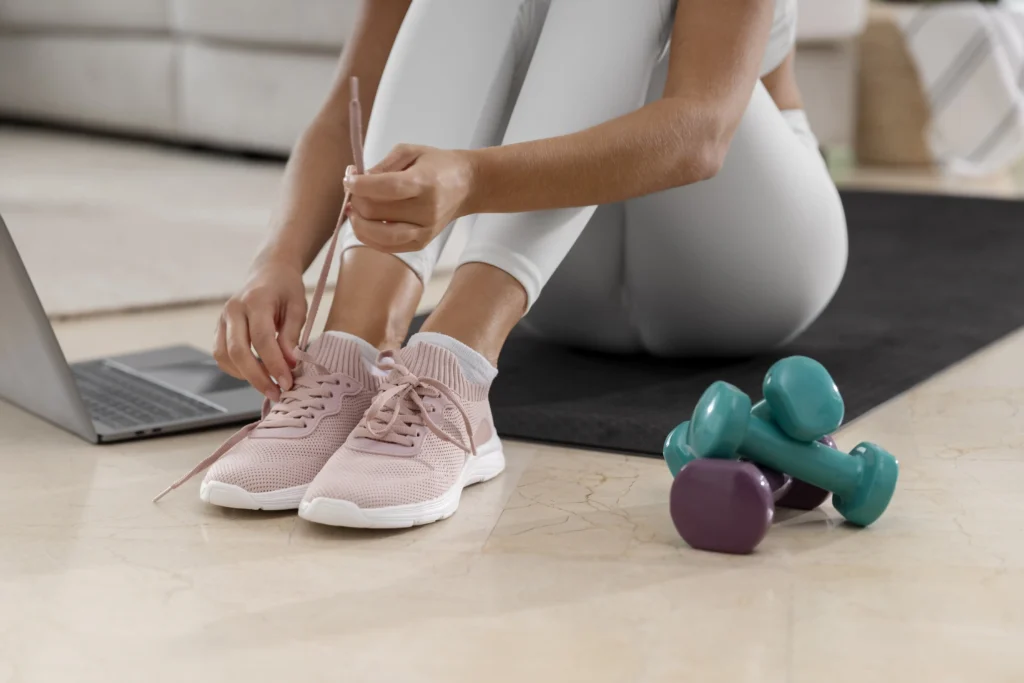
[0,213,263,443]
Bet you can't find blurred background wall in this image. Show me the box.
[0,0,867,157]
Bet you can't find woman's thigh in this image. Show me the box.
[625,75,848,356]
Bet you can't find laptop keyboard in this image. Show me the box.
[72,362,222,430]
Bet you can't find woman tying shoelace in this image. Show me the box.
[155,0,847,529]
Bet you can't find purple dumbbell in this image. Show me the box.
[669,457,795,555]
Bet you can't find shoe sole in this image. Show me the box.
[298,432,505,528]
[200,481,307,511]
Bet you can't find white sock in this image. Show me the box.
[322,330,378,366]
[407,332,498,384]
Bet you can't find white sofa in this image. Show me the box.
[0,0,867,155]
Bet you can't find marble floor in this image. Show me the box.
[3,148,1024,681]
[3,301,1024,683]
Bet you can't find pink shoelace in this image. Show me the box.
[257,353,346,431]
[355,352,476,456]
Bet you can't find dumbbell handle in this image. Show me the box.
[741,417,864,498]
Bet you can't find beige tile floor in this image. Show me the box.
[3,162,1024,682]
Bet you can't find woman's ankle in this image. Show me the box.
[323,319,406,352]
[323,247,423,350]
[420,263,527,365]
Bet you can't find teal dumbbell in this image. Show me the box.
[667,354,844,479]
[760,356,844,442]
[665,419,794,496]
[752,399,839,511]
[689,382,899,526]
[670,400,835,510]
[751,356,845,510]
[663,421,697,477]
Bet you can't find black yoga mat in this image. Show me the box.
[413,190,1024,456]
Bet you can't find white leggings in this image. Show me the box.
[340,0,848,356]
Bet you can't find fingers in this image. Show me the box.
[344,171,420,202]
[246,301,293,392]
[349,195,428,225]
[223,301,280,401]
[349,211,425,253]
[212,316,243,380]
[369,144,425,174]
[277,294,307,368]
[344,143,437,253]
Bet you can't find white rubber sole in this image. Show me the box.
[199,481,307,511]
[298,433,505,529]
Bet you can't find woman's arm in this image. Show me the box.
[255,0,411,272]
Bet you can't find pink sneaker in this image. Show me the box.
[153,333,378,510]
[152,175,377,510]
[298,341,505,528]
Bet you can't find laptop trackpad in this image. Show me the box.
[106,345,260,410]
[143,360,249,395]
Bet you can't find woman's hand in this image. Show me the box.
[343,144,474,253]
[213,259,308,401]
